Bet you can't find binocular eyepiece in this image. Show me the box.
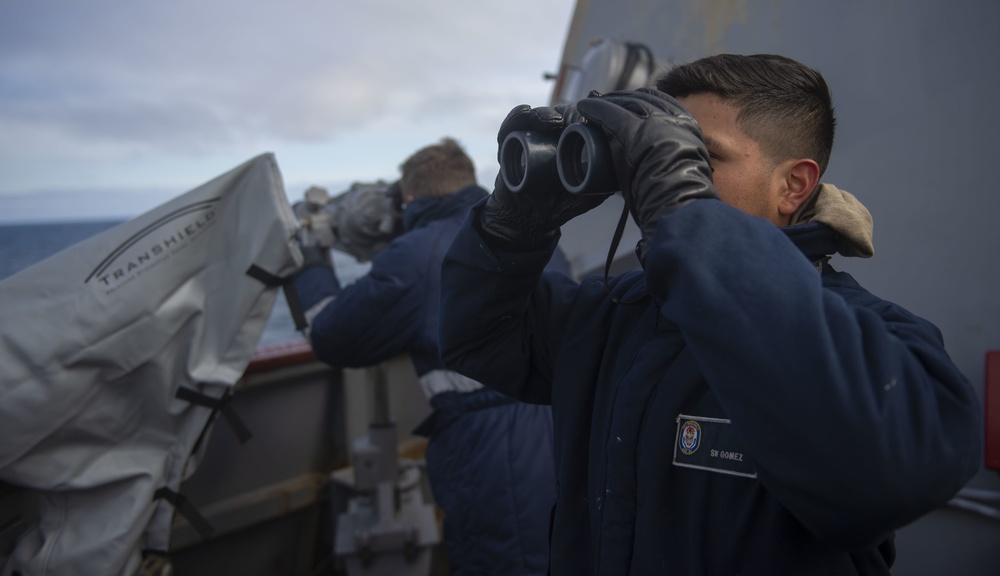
[499,123,619,196]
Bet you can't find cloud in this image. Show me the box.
[0,0,576,215]
[1,1,572,146]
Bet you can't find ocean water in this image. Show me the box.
[0,220,124,281]
[0,220,365,347]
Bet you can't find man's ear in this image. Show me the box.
[778,158,821,217]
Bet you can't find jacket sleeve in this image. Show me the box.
[645,200,982,549]
[439,203,574,405]
[307,239,423,368]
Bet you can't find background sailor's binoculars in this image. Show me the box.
[499,124,619,196]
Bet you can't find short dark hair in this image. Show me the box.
[656,54,836,175]
[400,137,477,199]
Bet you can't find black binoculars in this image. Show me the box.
[499,123,619,196]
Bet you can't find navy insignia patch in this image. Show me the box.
[678,420,702,455]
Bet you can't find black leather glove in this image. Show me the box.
[576,88,719,260]
[477,103,613,251]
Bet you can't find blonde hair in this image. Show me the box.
[400,137,476,199]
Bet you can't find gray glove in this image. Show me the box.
[292,186,334,268]
[576,88,719,260]
[477,103,613,251]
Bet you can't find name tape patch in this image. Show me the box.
[672,414,757,479]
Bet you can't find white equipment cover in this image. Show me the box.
[0,153,302,576]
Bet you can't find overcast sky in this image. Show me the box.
[0,0,577,223]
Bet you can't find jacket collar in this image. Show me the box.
[403,184,488,231]
[788,183,874,259]
[781,221,840,266]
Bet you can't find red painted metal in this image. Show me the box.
[985,350,1000,472]
[247,338,316,373]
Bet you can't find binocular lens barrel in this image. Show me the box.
[500,131,560,193]
[499,124,617,195]
[557,123,616,195]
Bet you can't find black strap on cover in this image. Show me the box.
[154,487,214,539]
[246,264,308,332]
[176,386,253,444]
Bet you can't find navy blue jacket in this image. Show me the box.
[301,184,571,374]
[439,198,981,575]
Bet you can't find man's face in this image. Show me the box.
[677,93,787,225]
